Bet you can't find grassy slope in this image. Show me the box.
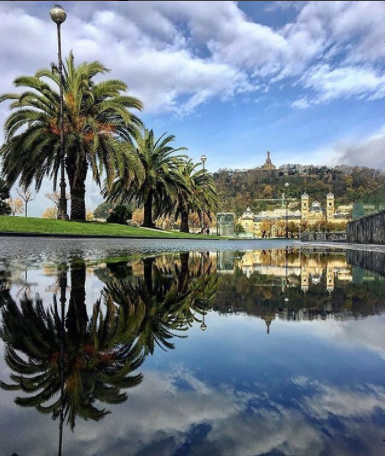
[0,216,220,239]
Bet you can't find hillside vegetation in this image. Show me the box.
[213,164,385,217]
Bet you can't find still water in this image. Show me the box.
[1,239,385,456]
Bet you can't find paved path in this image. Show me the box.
[296,240,385,253]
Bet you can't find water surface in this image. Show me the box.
[1,240,385,456]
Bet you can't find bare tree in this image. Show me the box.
[45,191,70,209]
[42,207,58,219]
[7,197,23,216]
[16,188,35,217]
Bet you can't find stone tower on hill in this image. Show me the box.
[261,151,276,170]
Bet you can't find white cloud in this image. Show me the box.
[337,125,385,169]
[269,123,385,170]
[301,64,385,104]
[1,363,385,456]
[291,97,310,109]
[1,0,385,120]
[300,381,385,421]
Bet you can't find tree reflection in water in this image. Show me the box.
[102,252,219,354]
[0,253,218,455]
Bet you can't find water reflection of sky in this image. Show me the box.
[1,246,385,456]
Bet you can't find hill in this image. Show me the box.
[213,163,385,217]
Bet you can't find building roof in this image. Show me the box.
[309,201,324,212]
[242,207,254,219]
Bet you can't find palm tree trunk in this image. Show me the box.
[66,261,87,343]
[143,257,154,293]
[178,252,190,292]
[180,211,189,233]
[142,191,155,228]
[67,162,87,221]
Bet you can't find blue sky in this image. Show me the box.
[1,1,385,215]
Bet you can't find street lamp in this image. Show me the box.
[284,182,289,239]
[200,155,207,234]
[50,5,69,221]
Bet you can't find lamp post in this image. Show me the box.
[200,155,207,234]
[284,182,289,239]
[50,5,69,221]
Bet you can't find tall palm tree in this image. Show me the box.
[102,254,220,343]
[0,289,145,431]
[173,159,219,233]
[0,52,143,221]
[102,258,191,355]
[105,129,188,228]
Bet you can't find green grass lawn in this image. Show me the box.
[0,216,221,239]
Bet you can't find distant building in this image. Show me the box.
[239,193,350,238]
[217,213,235,236]
[260,151,276,171]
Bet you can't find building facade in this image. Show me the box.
[239,192,351,238]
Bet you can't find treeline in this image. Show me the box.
[213,164,385,216]
[0,52,219,231]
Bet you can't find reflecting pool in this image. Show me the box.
[1,242,385,456]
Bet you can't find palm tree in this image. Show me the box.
[173,159,219,233]
[0,288,145,431]
[102,258,191,355]
[0,52,143,221]
[102,253,220,342]
[105,129,188,228]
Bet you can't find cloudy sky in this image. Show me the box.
[1,1,385,215]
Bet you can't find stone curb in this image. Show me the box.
[297,240,385,253]
[0,231,223,240]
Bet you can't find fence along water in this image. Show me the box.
[352,185,385,220]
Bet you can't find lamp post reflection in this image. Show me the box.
[284,246,289,303]
[200,312,207,331]
[199,251,209,331]
[58,264,68,456]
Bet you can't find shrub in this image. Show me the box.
[0,178,11,215]
[106,205,132,225]
[235,223,246,234]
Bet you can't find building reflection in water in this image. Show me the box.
[216,248,385,334]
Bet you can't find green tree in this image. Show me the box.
[93,201,114,219]
[106,129,188,228]
[106,204,132,224]
[173,159,219,233]
[0,52,143,221]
